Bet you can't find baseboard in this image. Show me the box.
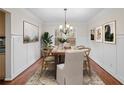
[4,78,13,81]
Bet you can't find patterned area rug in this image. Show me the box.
[26,68,105,85]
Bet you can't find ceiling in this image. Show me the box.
[27,8,103,23]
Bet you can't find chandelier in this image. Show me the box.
[59,8,73,35]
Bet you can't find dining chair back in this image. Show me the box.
[40,48,55,76]
[57,50,84,85]
[64,51,84,85]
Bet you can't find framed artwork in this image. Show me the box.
[103,21,116,44]
[90,29,95,40]
[95,26,103,42]
[23,21,39,43]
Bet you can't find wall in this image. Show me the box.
[42,22,88,46]
[88,8,124,84]
[3,8,42,80]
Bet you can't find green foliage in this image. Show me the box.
[57,38,67,43]
[41,32,53,48]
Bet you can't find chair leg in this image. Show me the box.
[87,60,91,76]
[40,61,44,76]
[40,58,47,76]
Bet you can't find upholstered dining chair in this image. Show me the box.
[83,48,91,76]
[40,48,55,76]
[57,50,84,85]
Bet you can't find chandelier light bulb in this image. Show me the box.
[66,24,70,28]
[59,25,63,30]
[70,26,73,30]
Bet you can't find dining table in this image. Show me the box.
[51,46,89,79]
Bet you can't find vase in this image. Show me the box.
[59,43,64,49]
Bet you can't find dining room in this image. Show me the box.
[1,1,124,93]
[0,8,124,85]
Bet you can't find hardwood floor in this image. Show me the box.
[89,58,122,85]
[0,58,42,85]
[0,57,122,85]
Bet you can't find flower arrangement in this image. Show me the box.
[57,38,67,44]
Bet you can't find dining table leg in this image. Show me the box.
[54,54,59,79]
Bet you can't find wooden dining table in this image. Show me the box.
[51,47,89,79]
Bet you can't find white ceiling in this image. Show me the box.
[27,8,103,23]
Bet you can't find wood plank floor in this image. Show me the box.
[0,58,42,85]
[0,57,122,85]
[89,58,122,85]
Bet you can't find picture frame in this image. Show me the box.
[95,26,103,42]
[90,28,95,40]
[23,21,39,43]
[103,21,116,44]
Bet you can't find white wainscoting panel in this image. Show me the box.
[27,42,40,66]
[12,36,28,78]
[103,44,117,76]
[116,35,124,83]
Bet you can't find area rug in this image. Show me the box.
[26,68,105,85]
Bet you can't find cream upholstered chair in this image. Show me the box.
[83,48,91,76]
[57,50,84,85]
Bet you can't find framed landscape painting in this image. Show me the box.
[95,26,103,42]
[23,21,39,43]
[103,21,116,44]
